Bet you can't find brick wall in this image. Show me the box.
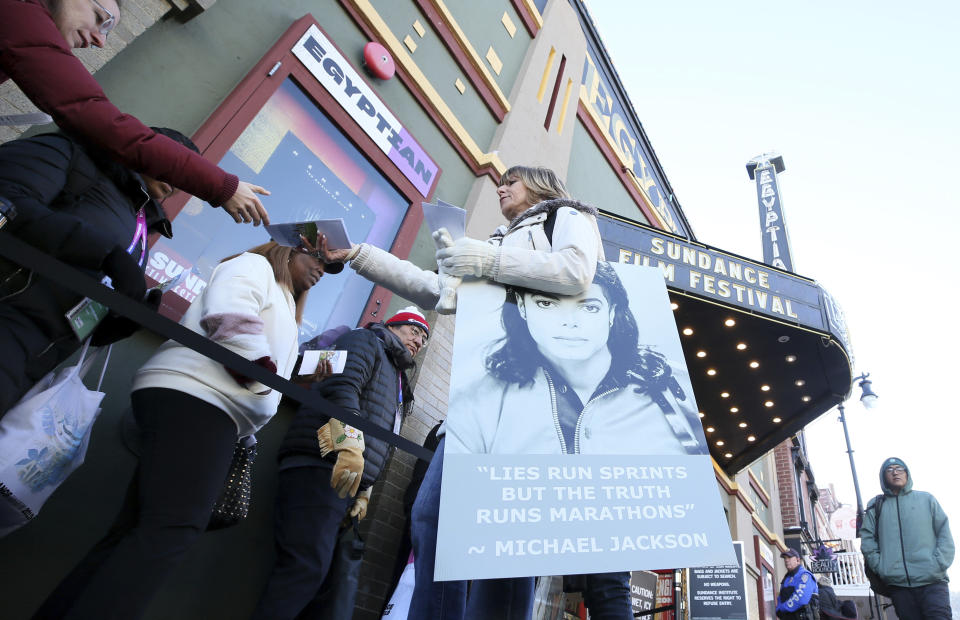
[352,313,455,619]
[774,441,799,528]
[0,0,201,145]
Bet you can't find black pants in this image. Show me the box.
[0,302,70,415]
[32,388,238,620]
[250,464,351,620]
[888,581,952,620]
[583,571,633,619]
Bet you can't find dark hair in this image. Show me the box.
[150,126,199,154]
[485,262,641,387]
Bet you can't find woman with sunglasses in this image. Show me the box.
[0,0,270,226]
[33,242,335,619]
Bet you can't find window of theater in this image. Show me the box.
[146,78,409,342]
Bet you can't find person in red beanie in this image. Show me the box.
[252,306,429,620]
[0,0,270,225]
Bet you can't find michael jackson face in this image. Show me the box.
[518,283,614,364]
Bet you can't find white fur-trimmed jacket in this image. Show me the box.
[133,253,300,437]
[444,367,705,456]
[348,198,605,309]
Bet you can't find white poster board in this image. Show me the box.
[436,263,735,579]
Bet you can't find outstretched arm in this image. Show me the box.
[0,0,269,224]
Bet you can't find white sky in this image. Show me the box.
[586,0,960,580]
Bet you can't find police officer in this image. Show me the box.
[776,549,819,619]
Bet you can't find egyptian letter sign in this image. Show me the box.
[754,165,794,272]
[293,25,438,197]
[579,48,688,238]
[598,215,827,332]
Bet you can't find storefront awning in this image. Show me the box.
[598,214,853,475]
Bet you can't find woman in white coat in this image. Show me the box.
[323,166,603,619]
[35,241,336,619]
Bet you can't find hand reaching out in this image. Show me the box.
[219,181,271,226]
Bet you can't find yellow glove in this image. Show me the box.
[348,486,373,522]
[317,419,365,498]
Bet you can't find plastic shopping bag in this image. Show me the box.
[381,551,415,618]
[0,340,111,537]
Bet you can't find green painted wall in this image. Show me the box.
[444,0,530,99]
[566,118,651,225]
[371,0,498,150]
[93,0,479,302]
[0,2,485,618]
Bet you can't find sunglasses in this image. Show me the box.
[885,466,906,474]
[90,0,116,36]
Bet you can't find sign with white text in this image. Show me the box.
[753,165,794,272]
[292,25,438,197]
[599,215,825,331]
[436,264,733,579]
[688,541,748,619]
[631,570,660,615]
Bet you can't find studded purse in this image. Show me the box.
[207,435,258,531]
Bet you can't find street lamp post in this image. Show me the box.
[837,372,879,531]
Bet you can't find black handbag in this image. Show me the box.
[207,435,257,531]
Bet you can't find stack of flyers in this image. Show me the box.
[265,219,353,250]
[300,350,348,375]
[421,199,466,240]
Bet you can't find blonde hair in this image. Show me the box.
[499,165,569,207]
[221,242,309,324]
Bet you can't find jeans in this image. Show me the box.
[32,388,238,620]
[888,581,952,620]
[409,436,535,620]
[583,571,633,619]
[250,464,351,620]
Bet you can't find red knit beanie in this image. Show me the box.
[385,306,430,337]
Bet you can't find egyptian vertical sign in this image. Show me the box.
[578,45,689,237]
[436,263,734,580]
[292,25,439,197]
[750,158,795,272]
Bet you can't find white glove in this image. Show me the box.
[432,229,461,314]
[435,236,496,278]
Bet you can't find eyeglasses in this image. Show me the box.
[885,466,906,474]
[409,326,428,343]
[90,0,116,37]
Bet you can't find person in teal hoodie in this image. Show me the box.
[860,457,954,619]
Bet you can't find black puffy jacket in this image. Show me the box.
[279,323,415,488]
[0,132,170,407]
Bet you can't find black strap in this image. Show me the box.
[0,231,433,461]
[872,494,884,545]
[543,207,557,245]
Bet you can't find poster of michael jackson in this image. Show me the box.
[436,263,734,580]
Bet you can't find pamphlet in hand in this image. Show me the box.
[300,349,348,375]
[422,199,466,240]
[265,219,353,250]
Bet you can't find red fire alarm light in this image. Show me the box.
[363,42,395,80]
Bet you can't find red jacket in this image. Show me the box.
[0,0,238,205]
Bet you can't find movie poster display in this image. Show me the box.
[436,263,734,579]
